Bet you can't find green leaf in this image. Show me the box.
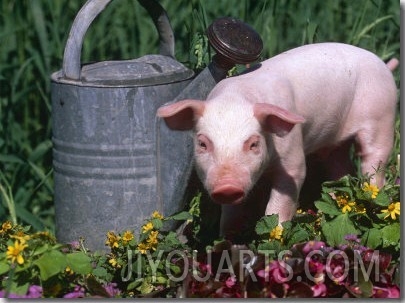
[381,223,400,248]
[372,191,391,207]
[314,200,341,216]
[0,154,24,164]
[322,175,352,188]
[362,228,382,249]
[321,214,358,247]
[167,263,182,276]
[28,140,52,162]
[66,251,93,275]
[257,240,282,252]
[127,278,143,291]
[92,266,108,279]
[14,203,45,231]
[285,228,310,248]
[292,213,318,224]
[318,192,335,203]
[138,279,154,294]
[255,215,279,235]
[305,21,318,44]
[346,265,373,298]
[150,218,163,230]
[188,192,202,218]
[6,280,30,296]
[155,275,168,284]
[0,262,10,275]
[31,243,51,257]
[33,249,67,281]
[167,211,193,222]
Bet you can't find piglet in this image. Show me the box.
[157,42,398,236]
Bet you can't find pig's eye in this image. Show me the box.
[244,135,262,154]
[198,140,207,150]
[250,141,260,150]
[196,134,211,153]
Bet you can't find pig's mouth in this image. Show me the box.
[210,184,245,205]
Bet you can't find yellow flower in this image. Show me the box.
[146,231,159,250]
[381,202,400,220]
[362,182,379,199]
[269,226,283,241]
[0,221,12,234]
[65,266,74,275]
[137,242,149,255]
[109,258,117,267]
[148,230,158,240]
[152,211,164,220]
[10,231,31,245]
[342,201,356,214]
[108,258,121,268]
[336,193,357,214]
[6,240,28,265]
[122,230,134,243]
[105,231,120,248]
[142,222,154,233]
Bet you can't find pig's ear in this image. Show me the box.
[157,99,205,130]
[254,103,305,137]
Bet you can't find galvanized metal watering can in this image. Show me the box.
[51,0,262,251]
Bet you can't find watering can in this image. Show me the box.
[51,0,262,251]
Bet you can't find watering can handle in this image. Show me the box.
[62,0,175,80]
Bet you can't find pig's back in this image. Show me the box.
[259,42,392,106]
[253,42,396,152]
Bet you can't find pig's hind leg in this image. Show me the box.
[354,123,394,188]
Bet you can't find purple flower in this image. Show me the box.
[302,241,326,254]
[103,283,121,297]
[344,234,360,243]
[305,257,324,274]
[373,285,400,298]
[0,285,42,298]
[225,276,237,288]
[257,261,292,284]
[311,283,327,297]
[63,285,85,298]
[26,285,43,298]
[69,241,81,250]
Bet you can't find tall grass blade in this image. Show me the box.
[352,15,394,45]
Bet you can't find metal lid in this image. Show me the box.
[207,17,263,65]
[52,54,194,87]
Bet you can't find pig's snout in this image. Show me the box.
[211,179,245,205]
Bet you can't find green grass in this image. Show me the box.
[0,0,400,233]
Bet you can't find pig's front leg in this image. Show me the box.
[265,146,306,223]
[265,167,306,222]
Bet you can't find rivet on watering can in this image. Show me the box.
[207,17,263,70]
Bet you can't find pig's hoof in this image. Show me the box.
[211,185,245,204]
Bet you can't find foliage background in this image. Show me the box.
[0,0,400,233]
